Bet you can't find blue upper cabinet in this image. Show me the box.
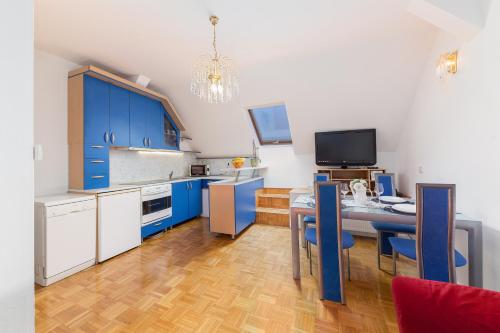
[162,106,179,150]
[188,180,202,218]
[84,76,110,145]
[109,85,130,147]
[147,100,164,149]
[84,77,171,150]
[129,93,149,148]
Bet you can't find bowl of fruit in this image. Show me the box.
[231,157,245,169]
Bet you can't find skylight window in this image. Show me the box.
[248,104,292,145]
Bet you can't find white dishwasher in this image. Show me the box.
[35,194,97,286]
[97,188,141,262]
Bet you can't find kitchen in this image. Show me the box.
[34,64,266,286]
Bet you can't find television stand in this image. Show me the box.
[317,167,385,192]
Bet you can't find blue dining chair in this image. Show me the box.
[304,173,330,222]
[303,173,330,243]
[370,173,416,271]
[308,181,353,303]
[389,184,467,282]
[305,225,355,280]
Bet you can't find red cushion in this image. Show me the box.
[392,277,500,333]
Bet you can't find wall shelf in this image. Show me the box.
[222,166,267,181]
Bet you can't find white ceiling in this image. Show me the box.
[35,0,437,156]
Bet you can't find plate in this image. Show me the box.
[380,196,407,204]
[392,203,416,215]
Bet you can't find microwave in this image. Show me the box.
[190,164,210,176]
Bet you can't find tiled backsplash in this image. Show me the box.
[109,150,197,183]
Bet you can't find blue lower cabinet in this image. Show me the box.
[188,180,202,219]
[172,180,203,226]
[172,181,190,226]
[234,178,264,234]
[141,217,171,239]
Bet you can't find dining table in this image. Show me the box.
[289,189,483,292]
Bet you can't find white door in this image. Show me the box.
[98,189,141,262]
[45,208,96,278]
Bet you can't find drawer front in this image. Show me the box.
[141,217,170,238]
[84,143,109,159]
[83,172,109,189]
[84,158,109,175]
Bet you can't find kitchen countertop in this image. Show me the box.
[207,176,264,186]
[35,193,97,206]
[69,175,234,194]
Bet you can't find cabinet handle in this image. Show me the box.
[153,222,162,226]
[91,160,105,163]
[110,132,115,144]
[104,131,109,143]
[91,175,105,179]
[91,145,104,149]
[143,137,148,147]
[148,138,152,147]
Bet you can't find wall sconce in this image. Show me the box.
[436,51,458,79]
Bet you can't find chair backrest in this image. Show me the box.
[374,173,396,196]
[314,173,330,182]
[315,181,345,304]
[416,183,457,283]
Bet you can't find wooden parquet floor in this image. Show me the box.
[35,218,417,332]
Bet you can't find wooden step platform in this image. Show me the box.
[255,188,291,227]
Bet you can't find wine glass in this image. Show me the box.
[374,183,385,203]
[341,183,349,199]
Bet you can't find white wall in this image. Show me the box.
[397,2,500,290]
[259,146,398,189]
[34,50,79,195]
[0,1,35,332]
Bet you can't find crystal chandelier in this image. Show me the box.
[191,16,239,104]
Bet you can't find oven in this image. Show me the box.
[190,164,210,176]
[141,183,172,226]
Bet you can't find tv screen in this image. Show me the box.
[315,129,377,167]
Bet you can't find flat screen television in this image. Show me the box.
[315,129,377,167]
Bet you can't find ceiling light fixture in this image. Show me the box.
[436,51,458,79]
[191,16,239,104]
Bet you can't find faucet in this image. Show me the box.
[169,171,174,180]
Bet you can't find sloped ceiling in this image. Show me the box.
[35,0,437,156]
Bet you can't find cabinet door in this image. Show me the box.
[129,93,149,148]
[234,179,264,234]
[162,108,179,150]
[172,181,189,225]
[147,100,164,149]
[109,85,130,147]
[188,180,202,218]
[84,76,110,145]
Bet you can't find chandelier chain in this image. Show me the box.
[212,21,218,59]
